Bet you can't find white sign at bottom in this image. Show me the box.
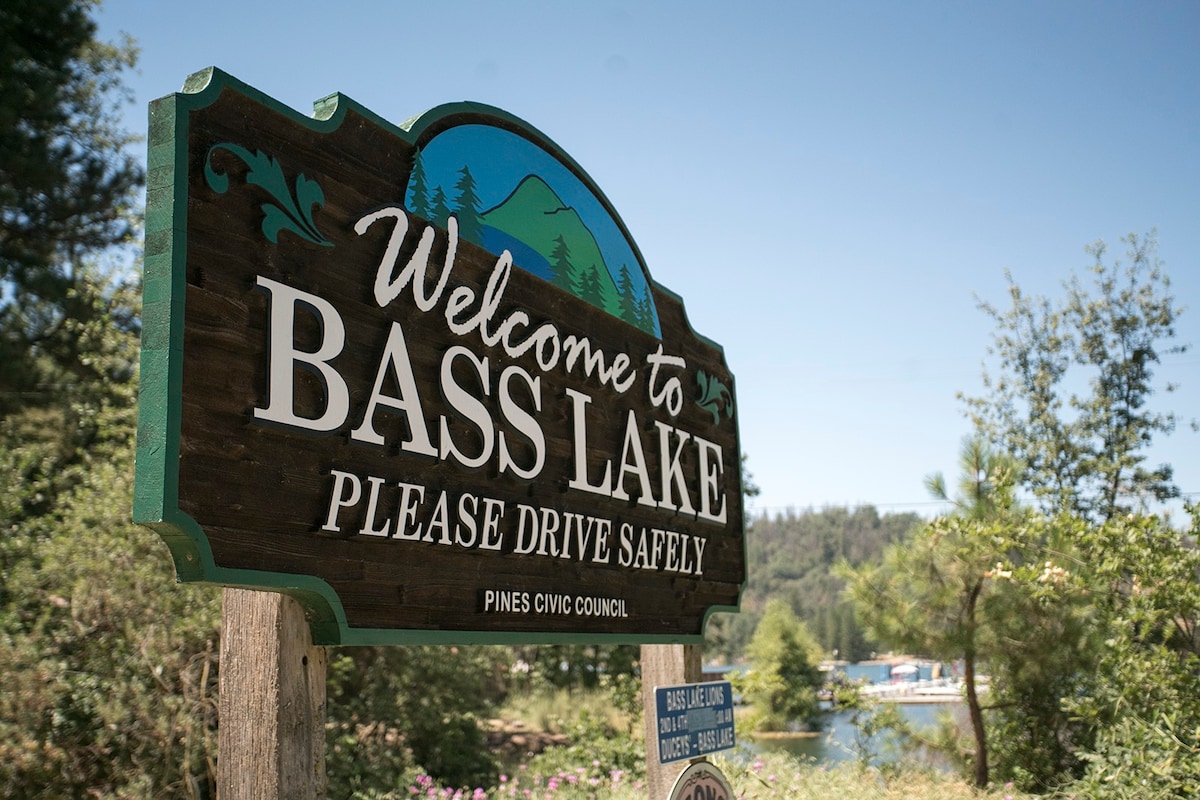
[667,760,734,800]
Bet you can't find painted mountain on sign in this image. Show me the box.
[480,176,618,306]
[403,122,661,337]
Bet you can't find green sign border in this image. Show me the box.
[134,67,744,646]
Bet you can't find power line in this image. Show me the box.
[751,492,1200,517]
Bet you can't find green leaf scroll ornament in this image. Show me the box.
[204,142,333,248]
[695,371,734,425]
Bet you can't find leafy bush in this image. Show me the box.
[0,447,222,797]
[1061,507,1200,798]
[326,645,511,795]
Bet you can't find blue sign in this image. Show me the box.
[654,681,736,764]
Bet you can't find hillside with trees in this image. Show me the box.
[706,505,921,664]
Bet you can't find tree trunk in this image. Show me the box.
[963,649,989,788]
[964,579,989,788]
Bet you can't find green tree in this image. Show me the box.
[616,263,640,326]
[0,0,143,406]
[1067,234,1185,518]
[0,8,207,794]
[961,231,1187,522]
[1063,506,1200,798]
[0,0,144,512]
[852,437,1101,791]
[0,267,140,529]
[723,505,917,664]
[406,150,431,220]
[636,290,656,334]
[594,265,621,317]
[851,436,1029,788]
[912,231,1195,793]
[734,599,824,732]
[548,233,574,292]
[924,436,1019,521]
[0,267,224,797]
[451,165,483,246]
[981,520,1096,792]
[574,262,605,310]
[429,185,451,229]
[509,643,637,691]
[843,513,1008,788]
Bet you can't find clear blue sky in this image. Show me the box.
[98,0,1200,520]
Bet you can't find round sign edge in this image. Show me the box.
[666,759,735,800]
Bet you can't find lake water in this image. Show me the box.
[741,702,966,767]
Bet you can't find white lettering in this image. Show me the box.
[348,322,437,454]
[359,475,391,537]
[321,469,361,533]
[356,207,456,311]
[497,366,545,479]
[513,504,538,555]
[695,435,727,523]
[354,207,635,394]
[393,481,426,540]
[565,388,613,497]
[479,497,506,551]
[655,420,696,515]
[646,344,686,415]
[611,409,655,507]
[253,276,350,432]
[438,346,494,469]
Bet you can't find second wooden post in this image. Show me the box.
[640,643,703,800]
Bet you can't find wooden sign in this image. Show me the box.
[135,68,745,644]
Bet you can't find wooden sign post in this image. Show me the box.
[640,644,702,800]
[217,589,327,799]
[136,67,746,796]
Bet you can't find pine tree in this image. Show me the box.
[594,266,621,317]
[616,264,640,327]
[430,186,450,229]
[548,234,574,292]
[406,149,430,219]
[0,0,143,414]
[0,0,143,294]
[577,264,607,311]
[733,599,824,732]
[636,290,657,335]
[451,165,483,246]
